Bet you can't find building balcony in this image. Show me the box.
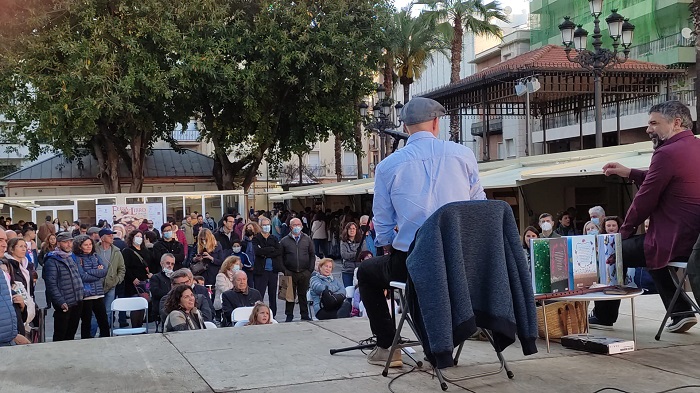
[471,117,503,137]
[629,33,695,66]
[172,120,201,144]
[306,165,326,177]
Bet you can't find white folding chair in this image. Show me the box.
[655,262,700,340]
[232,306,254,325]
[111,297,149,336]
[204,321,217,329]
[345,286,355,298]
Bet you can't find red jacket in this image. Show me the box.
[621,131,700,269]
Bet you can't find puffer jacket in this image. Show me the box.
[0,274,18,344]
[73,253,108,298]
[309,272,346,315]
[43,251,84,309]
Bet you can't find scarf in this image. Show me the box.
[5,252,30,290]
[53,247,72,260]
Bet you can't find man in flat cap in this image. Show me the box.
[359,97,485,367]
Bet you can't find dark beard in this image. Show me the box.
[652,136,664,150]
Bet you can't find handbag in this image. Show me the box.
[190,260,207,276]
[278,275,295,302]
[536,301,586,339]
[136,281,151,303]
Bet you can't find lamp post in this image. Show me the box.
[515,76,541,156]
[359,84,404,161]
[558,0,635,148]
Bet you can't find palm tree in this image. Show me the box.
[417,0,508,142]
[392,9,450,104]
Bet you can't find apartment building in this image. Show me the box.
[529,0,696,151]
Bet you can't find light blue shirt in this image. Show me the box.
[373,131,485,252]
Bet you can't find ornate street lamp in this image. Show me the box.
[559,0,635,148]
[359,84,403,161]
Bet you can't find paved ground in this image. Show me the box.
[3,294,700,393]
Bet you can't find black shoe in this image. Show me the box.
[666,316,697,333]
[285,315,294,322]
[588,312,613,330]
[119,322,129,328]
[301,316,312,321]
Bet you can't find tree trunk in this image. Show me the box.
[299,154,303,185]
[403,83,410,106]
[241,143,270,192]
[334,131,342,182]
[128,130,148,193]
[449,16,464,142]
[354,101,364,179]
[211,135,237,190]
[383,56,394,101]
[91,131,121,194]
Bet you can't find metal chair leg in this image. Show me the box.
[656,268,688,341]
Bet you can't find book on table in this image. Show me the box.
[597,233,624,286]
[549,237,570,293]
[530,238,551,294]
[568,235,597,289]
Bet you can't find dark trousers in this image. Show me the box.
[313,239,327,258]
[81,298,110,338]
[593,234,693,324]
[254,271,279,317]
[53,302,83,342]
[341,272,354,288]
[316,300,352,320]
[285,270,312,319]
[357,251,408,349]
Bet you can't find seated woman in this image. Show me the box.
[309,258,351,320]
[213,256,241,321]
[246,302,273,326]
[164,285,205,332]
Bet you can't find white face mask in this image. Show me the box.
[232,247,241,253]
[163,268,173,278]
[233,265,241,272]
[540,221,553,232]
[133,237,143,246]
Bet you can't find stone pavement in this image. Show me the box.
[1,294,699,393]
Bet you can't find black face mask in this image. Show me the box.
[360,225,369,233]
[245,230,253,237]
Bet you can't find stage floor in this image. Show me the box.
[1,294,699,393]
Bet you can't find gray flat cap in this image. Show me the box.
[400,97,446,126]
[56,232,73,242]
[87,227,101,235]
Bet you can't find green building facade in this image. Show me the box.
[530,0,694,67]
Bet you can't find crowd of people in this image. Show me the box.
[0,204,385,345]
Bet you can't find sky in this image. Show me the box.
[393,0,531,16]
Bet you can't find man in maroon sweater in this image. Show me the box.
[590,100,700,333]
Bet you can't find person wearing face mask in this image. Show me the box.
[358,215,377,257]
[591,101,700,333]
[149,253,176,325]
[122,230,153,328]
[153,223,186,270]
[537,213,561,239]
[240,222,260,288]
[214,214,242,260]
[588,206,606,230]
[252,217,283,318]
[279,217,315,322]
[231,242,254,287]
[582,221,601,236]
[213,256,242,321]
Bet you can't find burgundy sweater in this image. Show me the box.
[621,131,700,269]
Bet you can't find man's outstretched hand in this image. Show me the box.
[602,162,631,178]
